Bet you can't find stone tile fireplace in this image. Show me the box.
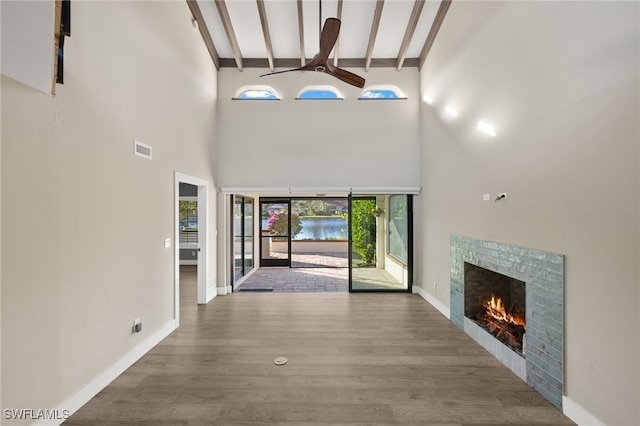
[450,235,565,409]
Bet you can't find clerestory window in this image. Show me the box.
[359,85,407,100]
[233,85,280,100]
[296,85,343,100]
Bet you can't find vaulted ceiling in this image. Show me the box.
[187,0,451,73]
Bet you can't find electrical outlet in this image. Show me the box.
[133,318,142,333]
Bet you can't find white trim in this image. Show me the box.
[350,187,421,195]
[562,396,605,426]
[217,187,421,195]
[206,276,217,303]
[35,320,176,426]
[413,285,450,319]
[174,171,210,328]
[214,285,232,295]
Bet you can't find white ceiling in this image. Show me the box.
[192,0,448,70]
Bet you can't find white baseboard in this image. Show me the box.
[35,319,177,426]
[206,278,217,303]
[205,290,217,303]
[413,285,450,319]
[562,396,605,426]
[216,285,232,295]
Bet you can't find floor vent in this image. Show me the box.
[238,288,273,292]
[133,140,152,159]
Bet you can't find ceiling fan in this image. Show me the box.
[260,17,366,88]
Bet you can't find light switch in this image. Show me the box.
[164,238,171,248]
[483,194,491,201]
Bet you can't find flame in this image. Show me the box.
[485,295,526,329]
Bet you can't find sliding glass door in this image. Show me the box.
[349,194,412,292]
[259,199,291,266]
[290,198,348,268]
[233,195,254,281]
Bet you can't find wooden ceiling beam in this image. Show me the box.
[332,0,343,67]
[297,0,306,67]
[364,0,385,72]
[418,0,451,71]
[215,0,243,71]
[396,0,425,71]
[256,0,275,71]
[186,0,220,70]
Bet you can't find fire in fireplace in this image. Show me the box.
[464,262,526,355]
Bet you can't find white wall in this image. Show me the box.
[1,1,217,421]
[215,67,421,190]
[1,1,55,94]
[416,2,639,425]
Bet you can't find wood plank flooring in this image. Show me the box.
[66,266,574,425]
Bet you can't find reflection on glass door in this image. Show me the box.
[233,195,254,281]
[349,194,412,292]
[244,197,254,272]
[260,199,291,266]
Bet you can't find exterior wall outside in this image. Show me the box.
[384,255,408,286]
[416,2,639,425]
[1,1,217,420]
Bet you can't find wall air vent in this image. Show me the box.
[133,140,152,159]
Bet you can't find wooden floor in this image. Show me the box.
[66,266,574,425]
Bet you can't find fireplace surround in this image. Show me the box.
[450,235,565,409]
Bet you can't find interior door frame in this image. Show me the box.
[174,172,209,327]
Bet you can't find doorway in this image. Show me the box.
[174,172,209,327]
[251,194,412,292]
[259,199,292,266]
[349,194,412,292]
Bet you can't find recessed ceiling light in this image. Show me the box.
[478,120,496,137]
[445,106,458,117]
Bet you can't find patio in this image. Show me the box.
[236,253,407,292]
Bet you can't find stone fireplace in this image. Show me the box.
[450,235,565,410]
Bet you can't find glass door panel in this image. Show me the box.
[290,198,349,268]
[349,195,412,292]
[244,197,254,273]
[233,196,243,279]
[260,199,291,266]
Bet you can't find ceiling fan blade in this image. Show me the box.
[317,18,341,62]
[260,17,363,88]
[259,62,315,78]
[325,63,366,88]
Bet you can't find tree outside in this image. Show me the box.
[349,199,377,265]
[266,211,302,238]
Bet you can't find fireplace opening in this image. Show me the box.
[464,262,526,355]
